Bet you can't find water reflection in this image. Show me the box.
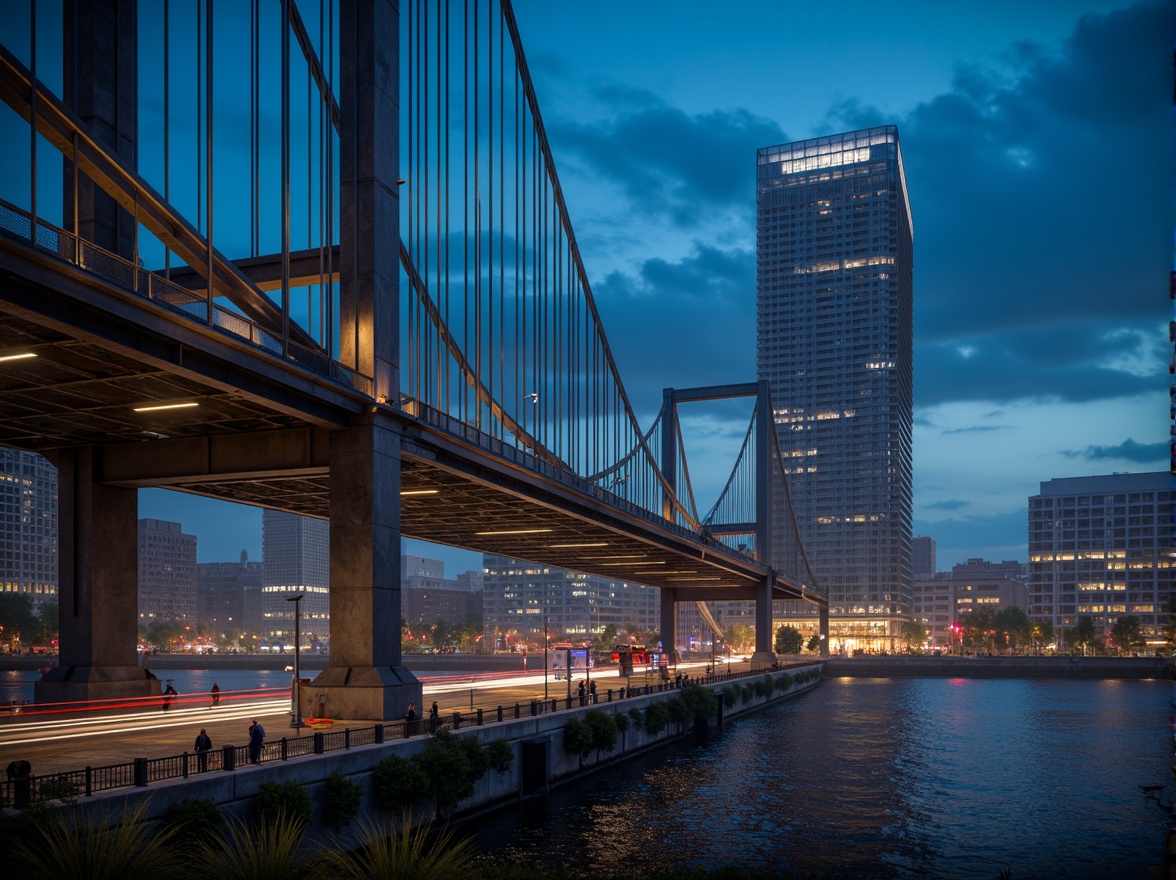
[467,678,1170,879]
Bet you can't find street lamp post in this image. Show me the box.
[286,594,305,728]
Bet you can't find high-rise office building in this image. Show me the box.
[1028,472,1171,647]
[0,449,57,606]
[261,509,330,649]
[756,126,914,652]
[138,518,197,623]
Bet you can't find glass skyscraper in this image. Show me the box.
[261,510,330,648]
[756,126,914,652]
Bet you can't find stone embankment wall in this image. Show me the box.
[66,664,823,847]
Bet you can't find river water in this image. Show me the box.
[465,676,1172,880]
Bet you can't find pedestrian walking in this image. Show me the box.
[429,701,439,732]
[589,680,597,704]
[194,728,213,772]
[162,681,177,711]
[210,683,220,707]
[577,680,586,706]
[247,719,266,764]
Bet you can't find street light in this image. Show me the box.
[286,594,305,728]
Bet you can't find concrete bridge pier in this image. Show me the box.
[35,448,161,704]
[660,588,677,662]
[301,1,419,723]
[303,413,421,723]
[749,574,779,669]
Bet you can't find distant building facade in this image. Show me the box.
[913,536,936,578]
[138,518,197,624]
[481,555,659,652]
[196,550,264,638]
[1028,472,1171,648]
[0,449,57,606]
[912,559,1027,651]
[401,555,482,629]
[261,510,329,650]
[757,125,914,652]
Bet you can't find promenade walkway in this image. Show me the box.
[1,660,733,780]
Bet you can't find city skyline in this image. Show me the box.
[143,0,1169,573]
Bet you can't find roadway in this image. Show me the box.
[0,660,733,778]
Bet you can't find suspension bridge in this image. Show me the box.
[0,0,826,720]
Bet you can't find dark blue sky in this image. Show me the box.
[138,0,1171,574]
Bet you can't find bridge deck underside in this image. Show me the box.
[0,241,817,602]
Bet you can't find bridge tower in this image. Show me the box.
[35,0,156,705]
[307,0,421,722]
[34,0,421,719]
[659,381,779,666]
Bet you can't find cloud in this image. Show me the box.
[941,425,1007,435]
[554,3,1171,415]
[593,243,758,412]
[913,508,1030,568]
[870,3,1168,406]
[550,98,785,231]
[926,499,970,511]
[1061,437,1169,463]
[916,321,1167,406]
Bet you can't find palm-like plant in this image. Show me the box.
[10,799,180,880]
[312,813,476,880]
[197,808,310,880]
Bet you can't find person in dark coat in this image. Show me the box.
[247,719,266,764]
[194,728,213,772]
[210,683,220,707]
[163,682,178,711]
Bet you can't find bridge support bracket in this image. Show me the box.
[304,665,422,722]
[34,664,162,704]
[749,651,779,671]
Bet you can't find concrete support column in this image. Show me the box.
[819,601,830,657]
[659,588,677,664]
[36,448,160,704]
[750,575,778,669]
[63,0,137,260]
[310,413,420,720]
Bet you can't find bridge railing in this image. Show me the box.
[0,196,372,398]
[0,661,817,808]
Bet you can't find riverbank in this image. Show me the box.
[824,654,1172,679]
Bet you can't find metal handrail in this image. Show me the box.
[0,197,372,397]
